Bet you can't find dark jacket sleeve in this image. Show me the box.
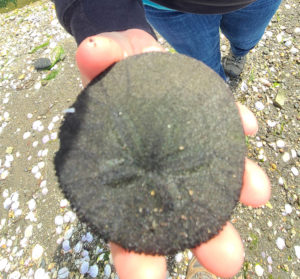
[54,0,156,45]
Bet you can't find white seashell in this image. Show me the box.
[255,265,264,277]
[291,167,299,176]
[23,132,31,139]
[55,215,64,226]
[276,237,285,250]
[32,244,44,260]
[255,101,264,111]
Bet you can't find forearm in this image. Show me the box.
[53,0,156,45]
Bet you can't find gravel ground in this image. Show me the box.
[0,0,299,278]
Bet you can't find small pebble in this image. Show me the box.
[284,204,292,215]
[0,258,8,271]
[266,31,273,37]
[58,267,69,279]
[64,228,74,240]
[56,226,62,235]
[175,252,183,263]
[267,120,277,127]
[38,162,45,169]
[80,261,89,274]
[278,177,284,185]
[40,180,47,188]
[9,271,21,279]
[63,107,75,114]
[268,265,272,273]
[284,40,292,47]
[74,242,83,254]
[291,149,297,158]
[34,268,50,279]
[25,225,33,238]
[1,170,9,180]
[104,264,112,277]
[3,112,9,120]
[276,139,285,148]
[64,211,76,223]
[255,101,265,111]
[11,192,18,202]
[48,122,54,131]
[51,132,58,140]
[3,197,12,210]
[291,167,299,176]
[32,120,42,130]
[290,47,298,54]
[35,172,41,179]
[256,142,263,148]
[28,199,37,211]
[88,265,99,278]
[60,199,68,208]
[62,240,71,252]
[267,256,273,264]
[52,115,60,122]
[42,187,48,195]
[63,212,71,223]
[42,135,50,144]
[282,152,290,162]
[23,132,31,139]
[33,141,39,148]
[26,211,37,222]
[11,201,19,211]
[85,232,93,243]
[41,149,48,157]
[55,215,64,226]
[34,82,42,90]
[2,189,9,198]
[15,209,22,217]
[34,58,51,70]
[295,246,300,259]
[81,250,89,258]
[32,244,44,260]
[31,165,39,174]
[255,265,264,277]
[276,237,285,250]
[240,81,248,92]
[276,33,283,42]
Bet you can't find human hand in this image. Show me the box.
[76,29,271,279]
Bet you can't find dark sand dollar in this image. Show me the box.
[54,52,245,255]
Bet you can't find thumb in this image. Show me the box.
[76,35,125,86]
[76,29,164,86]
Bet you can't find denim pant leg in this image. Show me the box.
[220,0,282,57]
[144,6,226,79]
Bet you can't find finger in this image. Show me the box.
[240,158,271,207]
[236,103,258,136]
[76,29,164,86]
[192,222,244,278]
[110,242,167,279]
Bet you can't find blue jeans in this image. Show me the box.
[144,0,281,79]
